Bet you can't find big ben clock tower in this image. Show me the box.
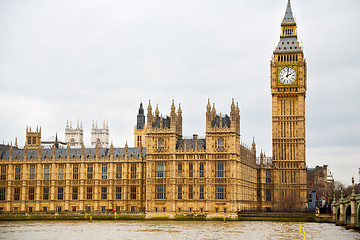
[271,0,307,211]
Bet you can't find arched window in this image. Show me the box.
[70,138,75,146]
[158,138,165,149]
[218,138,225,149]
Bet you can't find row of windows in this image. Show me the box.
[0,186,137,201]
[256,189,272,202]
[155,185,226,200]
[154,207,227,214]
[5,205,139,213]
[277,54,298,62]
[0,164,136,181]
[1,162,228,181]
[156,162,225,178]
[256,170,272,184]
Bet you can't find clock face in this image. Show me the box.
[278,67,296,84]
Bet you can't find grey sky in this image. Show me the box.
[1,0,359,185]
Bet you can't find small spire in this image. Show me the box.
[70,121,72,128]
[66,120,69,128]
[106,120,109,129]
[15,137,18,148]
[77,120,79,128]
[80,121,83,129]
[155,104,160,116]
[171,99,176,113]
[206,99,211,112]
[147,99,152,112]
[252,137,256,151]
[212,103,216,113]
[92,120,94,128]
[178,103,182,115]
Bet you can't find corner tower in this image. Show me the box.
[270,0,307,211]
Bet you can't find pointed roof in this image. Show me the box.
[282,0,296,25]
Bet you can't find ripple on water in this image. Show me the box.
[0,221,359,240]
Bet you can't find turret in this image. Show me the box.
[136,103,145,130]
[25,126,42,149]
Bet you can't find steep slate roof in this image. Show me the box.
[0,147,146,160]
[274,37,302,54]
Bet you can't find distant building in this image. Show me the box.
[65,121,84,147]
[91,120,109,148]
[307,165,333,212]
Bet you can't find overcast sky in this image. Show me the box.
[1,0,359,185]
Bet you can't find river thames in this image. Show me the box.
[0,220,359,240]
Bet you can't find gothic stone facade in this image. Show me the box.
[0,100,274,218]
[0,0,307,216]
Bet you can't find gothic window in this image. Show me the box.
[101,187,107,200]
[87,187,93,200]
[188,163,193,178]
[72,187,78,200]
[116,165,122,179]
[73,165,79,179]
[70,138,75,146]
[257,189,261,201]
[15,166,21,180]
[155,185,166,199]
[266,170,271,183]
[130,187,136,200]
[155,162,166,178]
[0,166,6,180]
[188,185,193,199]
[43,187,49,200]
[14,188,20,201]
[43,166,50,180]
[215,185,226,200]
[215,162,226,178]
[158,138,165,149]
[131,164,137,179]
[28,187,34,201]
[58,187,63,200]
[116,187,121,200]
[257,170,261,183]
[199,162,205,178]
[87,165,93,180]
[266,189,272,202]
[58,165,64,180]
[218,138,225,149]
[29,165,36,180]
[102,165,107,179]
[177,185,182,200]
[177,163,182,178]
[32,137,36,144]
[0,188,5,201]
[199,185,205,200]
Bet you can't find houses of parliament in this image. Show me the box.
[0,1,308,218]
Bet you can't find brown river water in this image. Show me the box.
[0,220,359,240]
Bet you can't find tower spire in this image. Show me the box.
[282,0,295,25]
